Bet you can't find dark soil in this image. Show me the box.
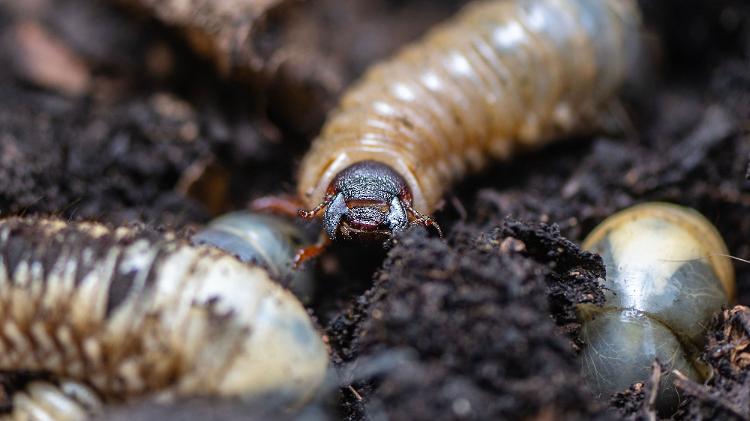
[1,0,750,420]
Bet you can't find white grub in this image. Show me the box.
[0,217,328,418]
[579,203,735,413]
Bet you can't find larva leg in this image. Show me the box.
[249,195,307,219]
[401,201,442,237]
[293,233,331,267]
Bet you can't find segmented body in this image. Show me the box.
[579,203,734,412]
[298,0,642,214]
[0,217,328,419]
[8,380,101,421]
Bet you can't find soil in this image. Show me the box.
[1,0,750,420]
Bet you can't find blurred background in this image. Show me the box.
[0,0,749,419]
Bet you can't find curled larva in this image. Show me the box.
[0,217,328,419]
[113,0,283,76]
[192,211,315,303]
[578,203,734,413]
[297,0,643,240]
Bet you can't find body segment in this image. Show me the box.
[579,203,734,413]
[0,217,328,418]
[298,0,643,235]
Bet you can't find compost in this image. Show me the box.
[0,0,749,419]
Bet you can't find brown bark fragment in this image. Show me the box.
[10,20,91,96]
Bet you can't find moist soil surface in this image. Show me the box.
[1,0,750,420]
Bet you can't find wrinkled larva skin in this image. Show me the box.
[579,203,735,414]
[298,0,643,216]
[0,217,328,419]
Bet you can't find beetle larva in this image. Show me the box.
[192,211,315,302]
[9,380,102,421]
[0,217,328,419]
[578,203,735,413]
[297,0,643,240]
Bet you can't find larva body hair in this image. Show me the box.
[0,217,328,417]
[578,203,734,414]
[298,0,643,240]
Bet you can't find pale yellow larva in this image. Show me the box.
[297,0,643,240]
[0,217,328,420]
[579,203,735,414]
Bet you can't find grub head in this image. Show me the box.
[322,161,410,241]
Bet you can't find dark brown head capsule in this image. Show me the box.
[300,160,440,241]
